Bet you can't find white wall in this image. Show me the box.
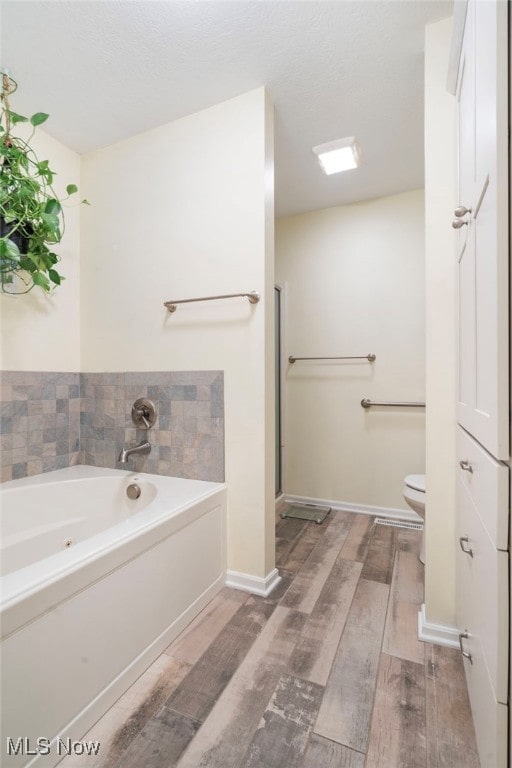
[424,17,456,628]
[276,190,425,511]
[0,129,81,371]
[80,88,275,580]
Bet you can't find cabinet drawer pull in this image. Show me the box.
[459,459,473,473]
[459,630,473,663]
[459,536,473,557]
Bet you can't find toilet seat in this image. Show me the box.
[405,474,425,493]
[403,474,426,565]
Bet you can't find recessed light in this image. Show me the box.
[313,136,361,175]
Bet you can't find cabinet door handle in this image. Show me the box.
[454,205,472,217]
[459,536,473,557]
[452,219,468,229]
[459,459,473,473]
[459,630,473,663]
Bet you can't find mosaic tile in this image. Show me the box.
[13,385,30,400]
[0,417,12,433]
[12,462,27,479]
[43,428,57,444]
[1,465,12,481]
[0,385,12,400]
[12,416,28,433]
[0,434,12,451]
[158,414,172,430]
[11,447,28,464]
[43,399,57,414]
[159,430,172,447]
[0,370,224,483]
[42,383,56,399]
[27,459,43,476]
[196,385,211,401]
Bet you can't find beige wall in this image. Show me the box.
[0,129,81,371]
[80,88,275,579]
[424,17,457,627]
[263,92,276,573]
[276,189,425,511]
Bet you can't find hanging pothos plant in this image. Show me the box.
[0,72,88,294]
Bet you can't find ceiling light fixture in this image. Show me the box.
[313,136,361,175]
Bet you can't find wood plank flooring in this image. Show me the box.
[60,509,480,768]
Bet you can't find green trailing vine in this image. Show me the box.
[0,72,88,294]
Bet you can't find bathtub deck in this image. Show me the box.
[59,509,480,768]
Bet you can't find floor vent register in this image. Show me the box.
[375,518,423,531]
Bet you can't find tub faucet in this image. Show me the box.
[118,440,151,465]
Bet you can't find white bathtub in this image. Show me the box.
[0,465,226,768]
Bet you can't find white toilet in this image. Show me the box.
[402,474,426,564]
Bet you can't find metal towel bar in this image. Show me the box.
[164,291,260,313]
[289,354,376,364]
[361,398,425,409]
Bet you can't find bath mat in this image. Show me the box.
[281,503,331,525]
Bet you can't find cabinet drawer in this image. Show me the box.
[461,645,508,768]
[456,476,508,703]
[457,425,509,549]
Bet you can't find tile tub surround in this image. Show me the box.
[0,371,81,482]
[0,370,224,483]
[79,371,224,482]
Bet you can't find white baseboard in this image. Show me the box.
[275,492,286,510]
[417,603,460,649]
[284,493,422,523]
[226,567,282,597]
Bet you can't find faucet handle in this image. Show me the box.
[132,398,156,429]
[135,409,151,428]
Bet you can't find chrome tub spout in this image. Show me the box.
[118,440,151,465]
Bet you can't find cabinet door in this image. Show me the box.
[456,0,509,460]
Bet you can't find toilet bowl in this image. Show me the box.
[403,474,426,564]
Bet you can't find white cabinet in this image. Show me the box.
[455,0,509,461]
[456,469,508,704]
[457,426,509,551]
[456,475,508,768]
[453,1,509,765]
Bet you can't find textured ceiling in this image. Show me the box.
[1,0,452,217]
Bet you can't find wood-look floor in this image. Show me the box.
[60,508,480,768]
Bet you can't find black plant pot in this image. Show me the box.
[0,216,31,256]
